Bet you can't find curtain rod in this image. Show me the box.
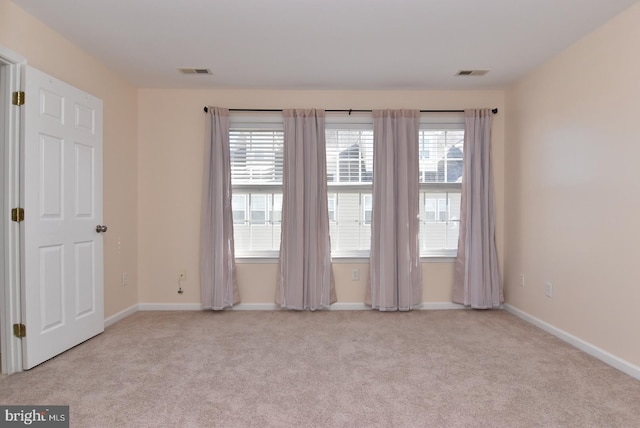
[203,107,498,115]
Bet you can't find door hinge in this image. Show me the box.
[11,207,24,223]
[13,323,26,338]
[12,91,25,106]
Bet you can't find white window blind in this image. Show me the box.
[230,129,283,185]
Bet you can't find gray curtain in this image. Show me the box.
[276,109,336,310]
[200,107,240,310]
[453,109,503,308]
[367,110,422,311]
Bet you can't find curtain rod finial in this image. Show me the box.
[204,106,208,113]
[492,108,498,114]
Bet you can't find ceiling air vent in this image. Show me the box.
[456,70,489,76]
[179,68,212,75]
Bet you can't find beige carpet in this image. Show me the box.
[1,310,639,427]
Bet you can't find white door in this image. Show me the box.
[21,66,104,369]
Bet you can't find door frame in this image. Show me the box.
[1,44,26,374]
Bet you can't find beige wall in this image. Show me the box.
[505,3,640,366]
[0,0,139,318]
[137,89,505,305]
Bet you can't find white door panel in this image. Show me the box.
[22,66,104,369]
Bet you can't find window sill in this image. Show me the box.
[420,256,456,263]
[235,256,279,264]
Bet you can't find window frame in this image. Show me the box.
[325,116,374,259]
[418,119,465,258]
[230,114,284,259]
[232,193,248,225]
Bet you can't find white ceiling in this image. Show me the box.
[13,0,640,90]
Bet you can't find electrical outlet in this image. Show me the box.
[520,274,525,287]
[179,269,187,281]
[351,268,360,281]
[121,272,128,286]
[545,281,553,298]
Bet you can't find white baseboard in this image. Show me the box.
[233,303,366,310]
[232,303,279,310]
[504,304,640,381]
[138,303,203,311]
[420,302,467,310]
[330,303,368,310]
[233,302,464,311]
[104,304,138,328]
[132,301,466,312]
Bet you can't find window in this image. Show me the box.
[418,127,464,256]
[271,194,282,223]
[325,125,373,257]
[229,114,463,259]
[363,194,372,225]
[232,194,247,224]
[327,194,336,223]
[250,194,267,223]
[230,124,283,257]
[424,197,449,222]
[419,138,431,160]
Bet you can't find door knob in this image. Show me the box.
[96,225,108,233]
